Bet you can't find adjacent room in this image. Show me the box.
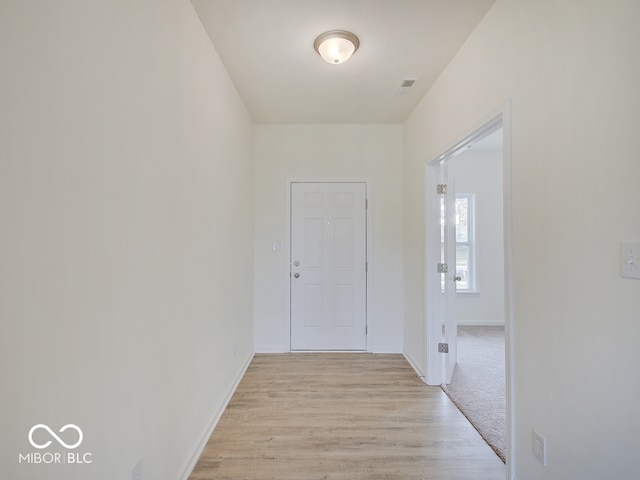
[2,1,638,480]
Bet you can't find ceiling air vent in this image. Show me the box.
[396,78,416,95]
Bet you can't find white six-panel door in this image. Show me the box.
[290,182,367,350]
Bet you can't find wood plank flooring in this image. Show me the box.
[188,354,505,480]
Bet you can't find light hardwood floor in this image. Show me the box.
[188,353,505,480]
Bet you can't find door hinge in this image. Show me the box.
[437,262,448,273]
[365,325,368,334]
[437,184,448,195]
[365,262,368,273]
[365,198,368,209]
[438,343,449,353]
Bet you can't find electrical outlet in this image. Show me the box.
[621,243,640,279]
[533,430,546,466]
[131,457,142,480]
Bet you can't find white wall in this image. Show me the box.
[449,148,505,325]
[0,1,254,479]
[404,0,640,478]
[253,125,404,353]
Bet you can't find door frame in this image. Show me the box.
[424,101,514,475]
[284,177,372,352]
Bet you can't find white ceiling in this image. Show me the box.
[191,0,495,124]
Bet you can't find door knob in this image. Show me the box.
[454,276,462,282]
[294,273,300,278]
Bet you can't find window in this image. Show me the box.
[441,194,476,292]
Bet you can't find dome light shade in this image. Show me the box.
[314,30,359,64]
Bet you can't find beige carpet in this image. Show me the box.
[441,326,506,462]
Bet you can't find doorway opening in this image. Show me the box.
[424,110,513,473]
[441,128,506,461]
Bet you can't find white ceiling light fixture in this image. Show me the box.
[314,30,360,65]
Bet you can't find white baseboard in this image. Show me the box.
[402,351,425,380]
[179,350,255,480]
[457,320,505,326]
[371,345,402,354]
[256,346,403,354]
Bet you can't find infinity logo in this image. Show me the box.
[28,424,83,450]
